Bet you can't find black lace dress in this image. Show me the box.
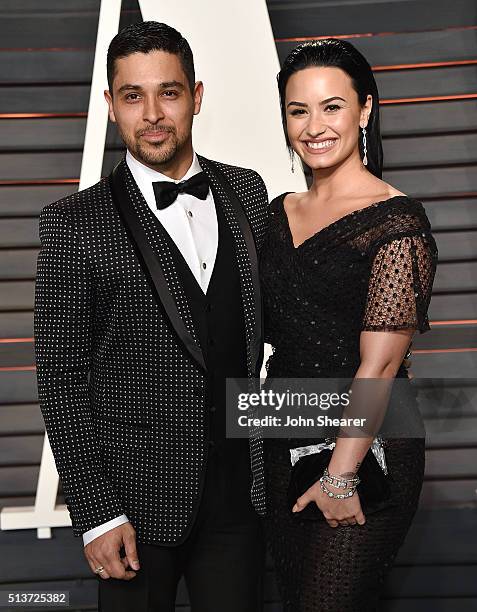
[260,193,438,612]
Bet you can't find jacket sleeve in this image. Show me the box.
[34,203,125,536]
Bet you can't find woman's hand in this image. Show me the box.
[293,480,366,528]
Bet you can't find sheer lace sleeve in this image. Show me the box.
[362,232,438,333]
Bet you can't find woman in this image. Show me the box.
[260,39,438,611]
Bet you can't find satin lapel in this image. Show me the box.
[198,156,262,376]
[109,159,206,372]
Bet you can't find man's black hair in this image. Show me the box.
[107,21,195,92]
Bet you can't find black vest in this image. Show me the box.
[157,195,250,459]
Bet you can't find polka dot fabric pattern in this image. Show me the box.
[259,194,437,609]
[34,156,268,544]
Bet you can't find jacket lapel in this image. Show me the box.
[198,156,263,377]
[109,159,207,372]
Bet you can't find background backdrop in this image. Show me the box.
[0,0,476,610]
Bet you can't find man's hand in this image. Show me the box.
[84,522,140,580]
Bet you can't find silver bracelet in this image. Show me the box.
[319,477,357,499]
[322,467,360,489]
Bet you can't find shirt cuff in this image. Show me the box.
[82,514,129,546]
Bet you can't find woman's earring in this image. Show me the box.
[362,126,368,166]
[290,150,295,173]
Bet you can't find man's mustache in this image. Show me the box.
[136,125,176,137]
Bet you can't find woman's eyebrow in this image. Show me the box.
[287,101,307,108]
[320,96,346,104]
[287,96,347,109]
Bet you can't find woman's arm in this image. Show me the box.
[293,329,414,527]
[327,328,414,477]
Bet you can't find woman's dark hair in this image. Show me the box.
[107,21,195,93]
[278,38,383,179]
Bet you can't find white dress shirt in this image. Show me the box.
[82,151,218,546]
[127,149,218,292]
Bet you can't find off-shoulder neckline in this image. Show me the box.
[276,192,414,250]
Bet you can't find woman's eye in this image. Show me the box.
[325,104,340,112]
[290,109,306,116]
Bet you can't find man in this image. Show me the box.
[34,21,268,611]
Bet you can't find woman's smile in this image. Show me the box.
[302,138,339,154]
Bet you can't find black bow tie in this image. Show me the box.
[152,171,210,210]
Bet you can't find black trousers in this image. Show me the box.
[98,442,265,612]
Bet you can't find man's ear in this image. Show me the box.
[193,81,204,116]
[104,90,117,123]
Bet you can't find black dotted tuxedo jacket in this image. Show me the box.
[34,155,269,544]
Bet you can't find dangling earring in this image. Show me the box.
[362,126,368,166]
[290,149,295,173]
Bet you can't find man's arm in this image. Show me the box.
[34,202,125,534]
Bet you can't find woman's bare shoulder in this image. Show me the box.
[377,180,407,199]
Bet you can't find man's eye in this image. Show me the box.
[125,93,140,101]
[163,90,178,97]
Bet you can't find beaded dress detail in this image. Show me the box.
[260,193,438,611]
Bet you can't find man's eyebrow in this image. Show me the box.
[159,80,185,89]
[117,83,143,94]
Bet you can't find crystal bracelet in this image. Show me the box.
[322,467,360,489]
[319,477,357,499]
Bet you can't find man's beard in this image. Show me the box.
[119,125,185,167]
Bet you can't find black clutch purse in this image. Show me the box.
[287,440,395,520]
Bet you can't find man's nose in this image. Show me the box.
[143,97,166,124]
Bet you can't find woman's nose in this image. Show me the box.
[306,112,327,138]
